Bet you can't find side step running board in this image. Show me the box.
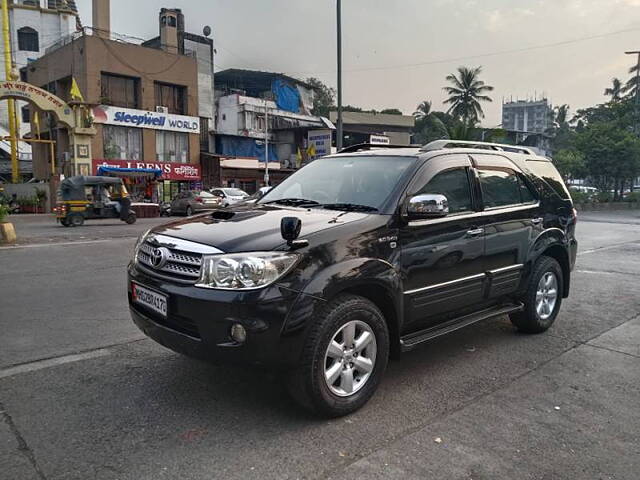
[400,303,524,352]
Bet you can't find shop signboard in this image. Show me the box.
[92,105,200,134]
[92,159,201,181]
[307,129,332,159]
[369,134,390,145]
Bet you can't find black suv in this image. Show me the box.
[128,141,577,417]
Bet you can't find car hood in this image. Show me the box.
[151,204,370,252]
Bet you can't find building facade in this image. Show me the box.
[501,98,553,155]
[328,110,415,147]
[214,69,333,192]
[0,0,79,179]
[26,29,201,200]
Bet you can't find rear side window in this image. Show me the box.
[478,169,522,208]
[526,160,571,199]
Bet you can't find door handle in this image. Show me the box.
[532,217,543,225]
[466,228,484,236]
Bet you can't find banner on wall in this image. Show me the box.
[92,105,200,134]
[92,159,201,181]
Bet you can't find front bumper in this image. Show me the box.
[128,263,322,368]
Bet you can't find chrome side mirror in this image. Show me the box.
[407,194,449,219]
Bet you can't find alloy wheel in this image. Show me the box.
[323,320,377,397]
[535,271,558,320]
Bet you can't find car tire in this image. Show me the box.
[510,256,563,334]
[186,206,193,216]
[70,215,84,227]
[286,294,389,417]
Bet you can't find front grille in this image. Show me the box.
[137,240,203,283]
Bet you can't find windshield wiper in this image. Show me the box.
[263,198,320,207]
[312,203,379,212]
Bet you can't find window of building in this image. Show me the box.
[478,169,523,208]
[21,106,30,123]
[17,27,39,52]
[156,131,189,163]
[154,82,186,115]
[103,125,142,160]
[199,117,209,150]
[417,168,473,214]
[101,73,140,108]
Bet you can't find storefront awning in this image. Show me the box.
[97,166,162,178]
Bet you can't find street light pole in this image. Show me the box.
[625,50,640,135]
[336,0,343,151]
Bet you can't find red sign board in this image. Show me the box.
[92,159,201,181]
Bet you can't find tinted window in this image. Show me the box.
[518,177,536,203]
[526,160,571,199]
[479,169,521,208]
[417,168,472,214]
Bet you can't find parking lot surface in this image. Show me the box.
[1,212,639,479]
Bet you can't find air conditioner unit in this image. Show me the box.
[156,106,169,114]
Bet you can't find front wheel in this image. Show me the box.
[186,206,193,216]
[287,294,389,417]
[510,256,563,333]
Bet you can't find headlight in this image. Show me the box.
[196,252,299,290]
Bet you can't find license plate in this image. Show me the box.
[132,283,167,318]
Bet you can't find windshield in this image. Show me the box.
[223,188,247,196]
[259,155,415,211]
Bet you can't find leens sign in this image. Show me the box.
[92,105,200,134]
[92,159,201,181]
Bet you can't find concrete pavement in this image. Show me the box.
[0,212,639,479]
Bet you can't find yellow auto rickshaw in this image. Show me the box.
[56,176,136,227]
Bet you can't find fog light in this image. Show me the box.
[230,323,247,343]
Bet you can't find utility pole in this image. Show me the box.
[336,0,343,151]
[1,0,18,183]
[264,98,270,185]
[625,50,640,135]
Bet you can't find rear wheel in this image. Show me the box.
[510,256,563,333]
[60,218,71,227]
[125,213,136,224]
[70,215,84,227]
[287,294,389,417]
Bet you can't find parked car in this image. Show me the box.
[128,140,577,417]
[170,191,221,216]
[241,186,273,205]
[210,187,250,207]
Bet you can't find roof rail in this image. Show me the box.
[420,140,535,155]
[338,143,421,154]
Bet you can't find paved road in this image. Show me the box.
[1,213,639,479]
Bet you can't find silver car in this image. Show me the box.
[170,190,221,216]
[210,188,250,207]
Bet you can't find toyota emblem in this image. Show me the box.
[150,247,170,269]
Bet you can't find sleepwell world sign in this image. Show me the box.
[92,106,200,134]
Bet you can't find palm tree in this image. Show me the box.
[626,64,640,99]
[604,78,624,102]
[443,66,494,125]
[413,100,432,120]
[554,104,570,128]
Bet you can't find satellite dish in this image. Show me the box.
[203,25,211,37]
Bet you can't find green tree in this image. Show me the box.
[413,101,433,120]
[553,149,586,182]
[604,78,624,103]
[443,66,494,125]
[306,77,335,117]
[379,108,403,115]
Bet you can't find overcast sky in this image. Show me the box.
[76,0,640,125]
